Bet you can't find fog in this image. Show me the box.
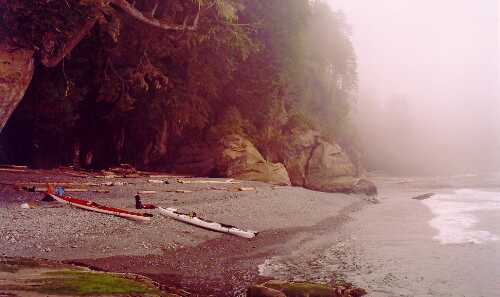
[327,0,500,175]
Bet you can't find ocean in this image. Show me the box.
[258,171,500,296]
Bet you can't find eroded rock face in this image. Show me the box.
[305,140,357,191]
[0,40,35,133]
[279,128,376,195]
[215,134,291,185]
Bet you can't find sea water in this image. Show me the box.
[422,188,500,244]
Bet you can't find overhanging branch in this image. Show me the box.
[109,0,200,31]
[41,15,97,68]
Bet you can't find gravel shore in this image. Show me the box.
[0,169,368,296]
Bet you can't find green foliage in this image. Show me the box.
[0,0,97,47]
[2,0,359,169]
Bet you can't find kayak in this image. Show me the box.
[158,207,257,239]
[48,193,152,221]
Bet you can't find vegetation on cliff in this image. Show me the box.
[0,0,358,175]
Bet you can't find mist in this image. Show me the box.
[327,0,500,175]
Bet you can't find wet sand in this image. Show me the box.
[259,173,500,297]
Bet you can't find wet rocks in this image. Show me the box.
[411,193,435,200]
[247,280,367,297]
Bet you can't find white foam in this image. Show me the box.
[422,189,500,244]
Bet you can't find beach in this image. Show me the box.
[0,168,369,296]
[1,169,499,296]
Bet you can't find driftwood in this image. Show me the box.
[64,172,91,178]
[148,174,190,178]
[162,189,194,193]
[148,179,166,184]
[0,168,26,173]
[177,179,240,185]
[138,190,157,194]
[0,165,28,169]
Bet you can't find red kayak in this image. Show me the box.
[47,187,152,221]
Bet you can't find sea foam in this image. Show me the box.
[422,189,500,244]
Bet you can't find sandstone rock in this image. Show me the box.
[305,139,357,187]
[279,128,374,194]
[0,38,35,133]
[216,134,291,186]
[280,129,320,186]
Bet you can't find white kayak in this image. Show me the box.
[158,207,257,239]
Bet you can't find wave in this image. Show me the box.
[422,189,500,244]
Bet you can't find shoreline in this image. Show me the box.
[0,168,370,296]
[326,174,500,297]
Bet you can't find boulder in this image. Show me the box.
[305,140,357,185]
[0,39,35,133]
[215,134,291,185]
[280,128,376,195]
[352,178,378,196]
[247,285,286,297]
[280,129,321,186]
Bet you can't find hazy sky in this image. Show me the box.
[326,0,500,172]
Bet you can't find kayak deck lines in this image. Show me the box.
[158,207,257,239]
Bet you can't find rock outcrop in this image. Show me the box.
[277,127,377,195]
[247,280,367,297]
[0,39,34,133]
[171,131,376,194]
[215,134,291,186]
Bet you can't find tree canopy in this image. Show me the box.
[0,0,359,169]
